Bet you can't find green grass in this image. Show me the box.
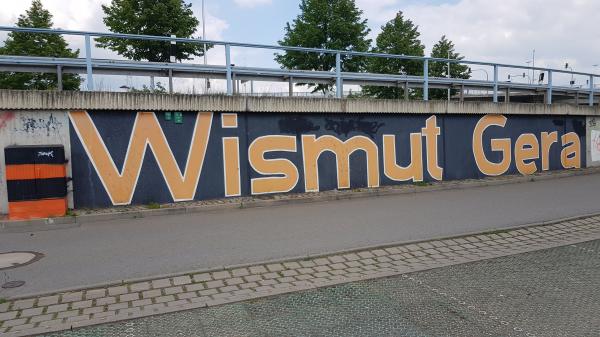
[146,202,161,210]
[0,298,7,304]
[413,181,431,187]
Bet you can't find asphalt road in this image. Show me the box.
[2,173,600,298]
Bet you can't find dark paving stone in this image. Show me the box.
[45,240,600,337]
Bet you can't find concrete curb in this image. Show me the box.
[7,208,600,301]
[2,167,600,233]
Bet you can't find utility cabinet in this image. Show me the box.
[4,145,68,220]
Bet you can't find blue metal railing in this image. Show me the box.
[0,26,597,105]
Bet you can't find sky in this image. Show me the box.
[0,0,599,92]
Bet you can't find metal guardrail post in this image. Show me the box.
[84,34,94,91]
[335,53,342,98]
[547,70,553,104]
[423,59,429,101]
[56,65,63,91]
[225,44,232,96]
[590,75,595,106]
[493,64,498,103]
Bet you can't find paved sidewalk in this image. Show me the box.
[1,215,600,336]
[5,172,600,298]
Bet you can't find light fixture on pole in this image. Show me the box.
[507,72,531,83]
[565,62,575,87]
[471,68,489,81]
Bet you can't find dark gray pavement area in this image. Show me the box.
[43,238,600,337]
[2,173,600,298]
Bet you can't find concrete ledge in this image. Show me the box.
[2,167,600,233]
[0,90,599,115]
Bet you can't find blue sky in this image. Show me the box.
[204,0,459,45]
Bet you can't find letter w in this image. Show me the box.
[69,111,213,205]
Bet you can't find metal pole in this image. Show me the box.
[423,59,429,101]
[532,49,535,84]
[56,65,63,91]
[335,53,342,98]
[447,51,451,101]
[590,75,594,106]
[170,35,176,63]
[169,34,175,93]
[84,34,93,91]
[493,64,498,103]
[225,44,232,95]
[547,70,553,104]
[202,0,208,93]
[288,77,293,97]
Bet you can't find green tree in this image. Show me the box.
[429,35,471,100]
[362,12,424,99]
[0,0,81,90]
[275,0,371,94]
[97,0,209,62]
[128,82,167,93]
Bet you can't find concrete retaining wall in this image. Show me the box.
[0,90,596,214]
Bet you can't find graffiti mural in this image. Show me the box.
[69,111,586,208]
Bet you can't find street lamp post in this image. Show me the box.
[532,49,535,84]
[471,68,489,81]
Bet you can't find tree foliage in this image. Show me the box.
[128,82,167,93]
[0,0,81,90]
[275,0,371,93]
[428,35,471,100]
[97,0,209,62]
[362,12,425,99]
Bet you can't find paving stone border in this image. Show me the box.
[1,214,600,337]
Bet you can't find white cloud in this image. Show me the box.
[0,0,230,91]
[233,0,272,8]
[356,0,600,79]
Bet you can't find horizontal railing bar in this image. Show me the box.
[0,26,598,78]
[0,54,597,97]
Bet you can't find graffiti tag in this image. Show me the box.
[37,151,55,158]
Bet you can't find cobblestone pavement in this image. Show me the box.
[42,238,600,337]
[1,216,600,337]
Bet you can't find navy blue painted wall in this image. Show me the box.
[70,112,586,208]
